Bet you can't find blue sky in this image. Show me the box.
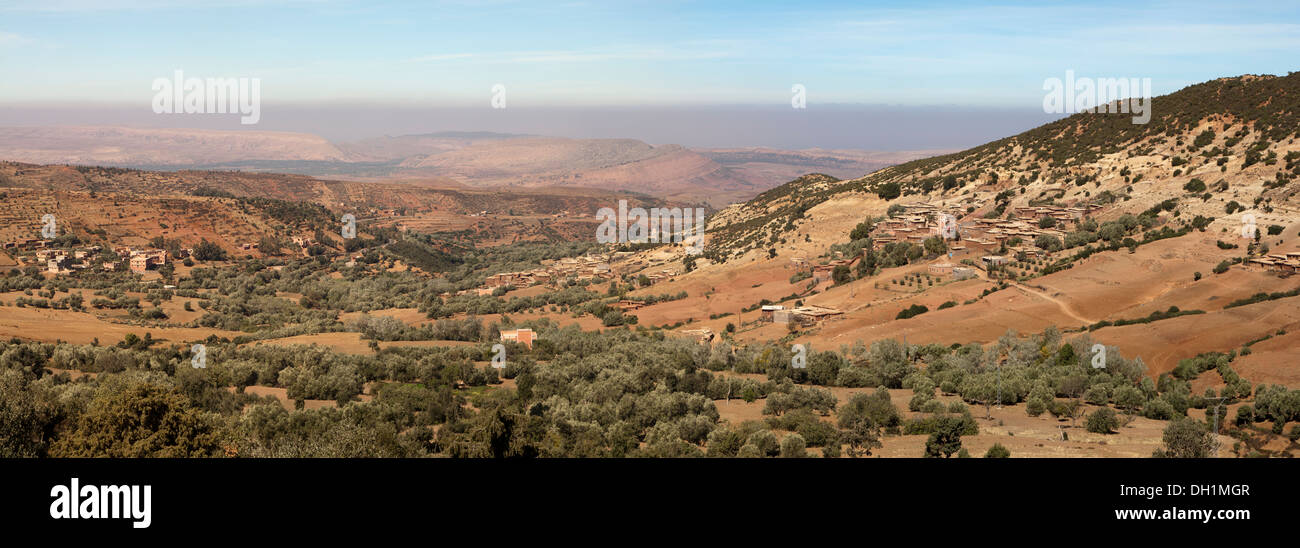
[1,0,1297,108]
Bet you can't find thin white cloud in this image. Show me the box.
[405,46,735,66]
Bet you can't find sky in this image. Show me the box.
[0,0,1296,148]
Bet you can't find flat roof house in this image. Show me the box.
[500,328,535,349]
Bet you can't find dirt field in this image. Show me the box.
[0,303,240,345]
[711,381,1223,458]
[244,332,479,354]
[629,230,1300,384]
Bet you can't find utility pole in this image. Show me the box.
[1206,396,1228,458]
[996,358,1003,410]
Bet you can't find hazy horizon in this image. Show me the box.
[0,103,1065,151]
[3,0,1295,151]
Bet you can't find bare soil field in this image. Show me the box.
[711,382,1218,458]
[639,228,1298,382]
[244,332,479,354]
[0,304,239,345]
[235,385,351,411]
[1194,329,1300,387]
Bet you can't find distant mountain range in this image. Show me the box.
[0,126,944,206]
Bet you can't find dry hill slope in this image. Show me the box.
[629,73,1300,380]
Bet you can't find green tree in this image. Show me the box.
[876,182,902,200]
[1113,385,1146,412]
[831,264,852,285]
[50,383,223,457]
[780,433,808,458]
[0,372,63,457]
[923,415,964,458]
[984,443,1010,458]
[1154,416,1215,458]
[192,238,228,262]
[1085,407,1120,434]
[706,428,744,457]
[838,387,901,431]
[1035,234,1063,252]
[850,220,874,241]
[922,235,948,256]
[746,430,780,457]
[840,415,882,457]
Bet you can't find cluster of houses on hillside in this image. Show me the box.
[870,202,1101,258]
[483,254,617,288]
[2,238,50,252]
[790,255,863,282]
[758,304,844,326]
[1247,252,1300,274]
[34,247,101,274]
[13,245,178,274]
[477,252,654,294]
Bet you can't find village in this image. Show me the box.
[2,237,179,275]
[1246,252,1300,274]
[0,226,358,276]
[749,201,1108,330]
[458,249,684,297]
[871,202,1098,254]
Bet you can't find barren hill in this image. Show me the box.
[696,147,950,189]
[0,126,350,166]
[0,127,936,207]
[377,136,755,206]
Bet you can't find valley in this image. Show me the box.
[3,73,1299,460]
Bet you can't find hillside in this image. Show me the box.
[379,136,756,206]
[0,162,669,255]
[625,73,1300,382]
[696,147,950,190]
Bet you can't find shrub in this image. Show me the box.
[922,415,966,458]
[876,182,902,200]
[1025,397,1047,416]
[896,304,929,320]
[984,443,1010,458]
[1153,417,1214,458]
[746,430,780,457]
[779,433,808,458]
[1086,407,1120,434]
